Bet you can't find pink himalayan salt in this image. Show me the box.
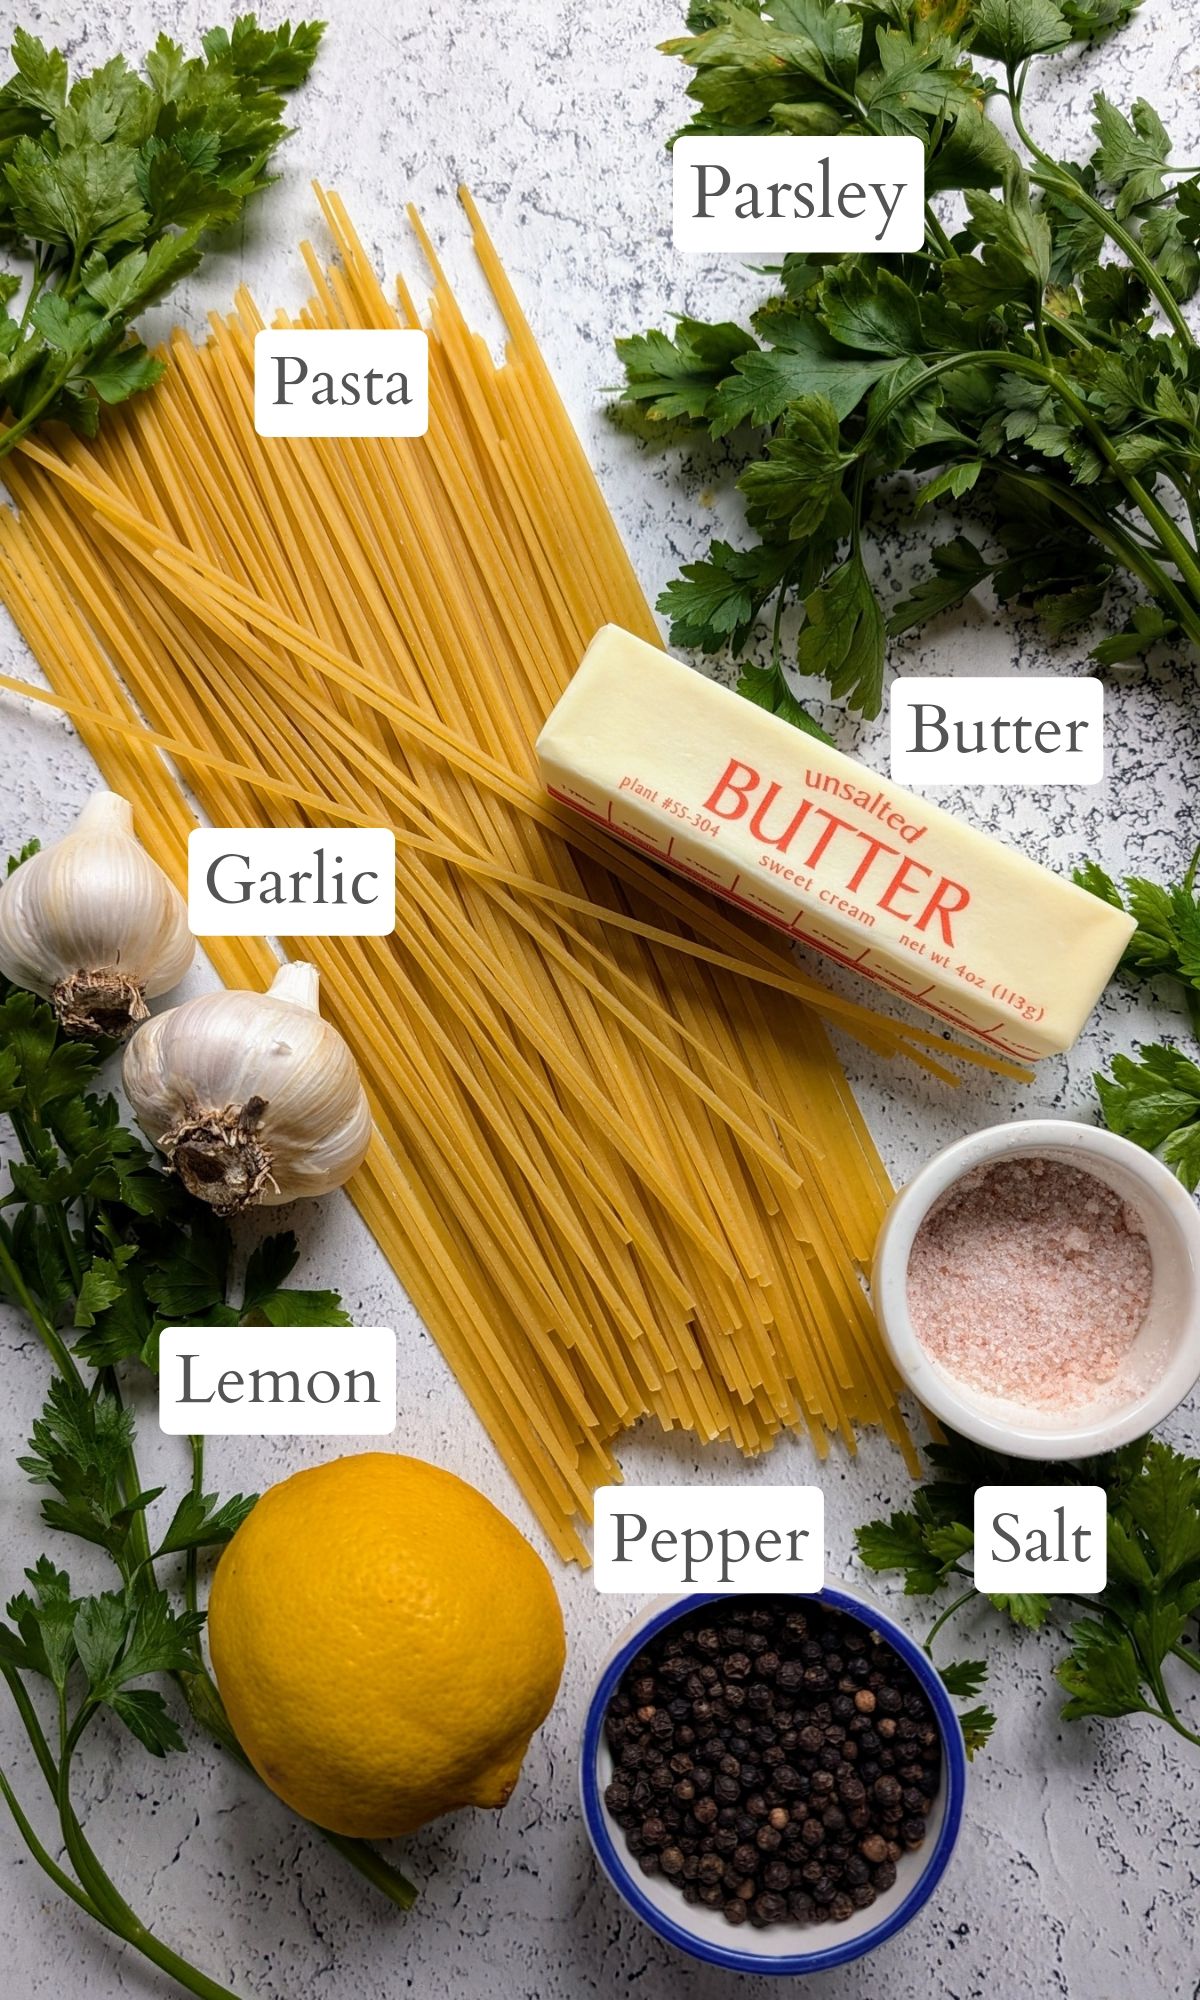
[906,1155,1153,1412]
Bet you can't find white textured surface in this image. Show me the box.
[1,2,1199,1995]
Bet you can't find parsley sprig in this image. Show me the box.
[856,1431,1200,1754]
[1076,845,1200,1186]
[0,15,322,457]
[0,866,414,1997]
[616,0,1200,725]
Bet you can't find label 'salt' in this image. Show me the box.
[973,1485,1107,1594]
[535,627,1136,1061]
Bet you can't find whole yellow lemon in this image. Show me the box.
[207,1452,565,1838]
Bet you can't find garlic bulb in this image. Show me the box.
[122,960,371,1213]
[0,790,194,1039]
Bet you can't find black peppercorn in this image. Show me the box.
[604,1599,941,1936]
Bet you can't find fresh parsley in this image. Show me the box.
[1076,845,1200,1185]
[617,0,1200,720]
[856,1431,1200,1753]
[0,16,323,456]
[1075,845,1200,1033]
[0,919,413,1996]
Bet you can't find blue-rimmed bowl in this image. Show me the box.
[580,1586,966,1976]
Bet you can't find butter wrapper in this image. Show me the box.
[536,627,1135,1060]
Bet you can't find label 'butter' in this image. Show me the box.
[536,627,1136,1060]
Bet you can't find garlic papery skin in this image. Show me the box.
[122,960,372,1214]
[0,790,194,1040]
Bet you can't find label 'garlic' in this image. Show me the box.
[0,790,194,1038]
[123,960,371,1214]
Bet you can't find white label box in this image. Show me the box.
[890,677,1105,786]
[159,1327,397,1436]
[188,827,396,936]
[973,1485,1107,1594]
[673,135,924,253]
[254,329,429,437]
[594,1485,824,1593]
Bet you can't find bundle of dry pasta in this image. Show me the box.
[0,188,1011,1558]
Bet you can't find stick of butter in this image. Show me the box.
[536,627,1135,1061]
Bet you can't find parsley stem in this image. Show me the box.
[856,347,1200,641]
[185,1435,204,1621]
[9,1098,85,1293]
[55,1709,249,2000]
[100,1369,156,1581]
[0,359,79,462]
[0,1221,82,1386]
[924,205,954,260]
[1170,1641,1200,1678]
[996,463,1200,647]
[319,1829,419,1911]
[0,1765,99,1920]
[923,1585,977,1653]
[171,1664,420,1912]
[1006,87,1195,350]
[0,1662,59,1793]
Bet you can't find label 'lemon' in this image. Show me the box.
[207,1452,565,1838]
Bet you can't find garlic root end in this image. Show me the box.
[52,969,149,1041]
[162,1096,278,1213]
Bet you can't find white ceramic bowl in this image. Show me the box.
[580,1587,967,1976]
[873,1118,1200,1458]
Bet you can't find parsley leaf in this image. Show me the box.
[957,1705,999,1754]
[889,537,995,636]
[737,659,833,741]
[155,1490,257,1558]
[0,17,323,451]
[855,1432,1200,1751]
[939,1658,989,1697]
[1090,94,1172,218]
[796,552,885,716]
[614,319,755,426]
[1094,1044,1200,1189]
[1076,844,1200,1043]
[971,0,1073,64]
[657,537,795,653]
[708,312,891,435]
[738,395,849,540]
